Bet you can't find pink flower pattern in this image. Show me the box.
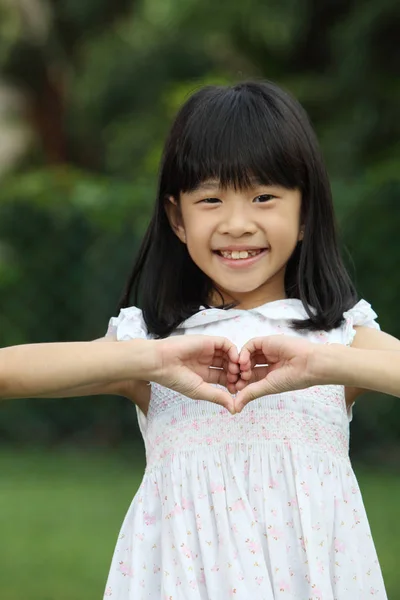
[104,299,387,598]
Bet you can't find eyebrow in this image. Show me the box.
[190,181,220,192]
[189,177,268,193]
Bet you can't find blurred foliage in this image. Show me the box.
[0,0,399,456]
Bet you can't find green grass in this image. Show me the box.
[0,450,398,600]
[0,449,144,600]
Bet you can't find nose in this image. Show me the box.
[218,204,258,237]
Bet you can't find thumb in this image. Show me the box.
[234,379,277,413]
[192,382,235,414]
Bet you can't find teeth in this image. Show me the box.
[219,249,262,260]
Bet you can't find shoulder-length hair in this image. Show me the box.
[119,80,357,337]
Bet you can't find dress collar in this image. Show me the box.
[177,298,312,329]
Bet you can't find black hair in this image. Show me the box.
[119,80,357,337]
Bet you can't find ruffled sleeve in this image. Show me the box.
[340,300,380,422]
[342,299,380,346]
[105,306,149,436]
[106,306,149,341]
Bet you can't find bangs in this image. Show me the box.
[166,84,307,195]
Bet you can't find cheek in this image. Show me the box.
[186,236,208,263]
[184,226,206,258]
[183,215,211,253]
[268,214,300,242]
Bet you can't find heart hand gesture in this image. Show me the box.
[151,335,240,412]
[234,335,316,412]
[144,334,319,414]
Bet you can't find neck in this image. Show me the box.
[209,287,287,310]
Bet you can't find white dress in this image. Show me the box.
[103,299,387,599]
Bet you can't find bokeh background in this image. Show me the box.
[0,1,399,598]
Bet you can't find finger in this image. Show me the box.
[227,343,240,364]
[192,381,234,413]
[234,379,276,412]
[235,366,270,389]
[239,368,251,381]
[209,352,240,380]
[226,370,240,384]
[197,336,238,369]
[239,356,268,382]
[238,346,252,369]
[240,336,268,353]
[240,365,272,383]
[206,367,239,389]
[227,380,239,395]
[241,336,288,366]
[240,350,268,368]
[227,359,240,374]
[234,378,248,391]
[211,355,240,375]
[241,357,267,374]
[208,363,239,382]
[208,349,240,374]
[238,368,252,381]
[239,336,284,368]
[212,337,239,361]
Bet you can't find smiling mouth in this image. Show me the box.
[214,249,266,260]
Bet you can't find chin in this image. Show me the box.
[215,282,263,296]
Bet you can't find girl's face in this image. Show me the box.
[166,180,303,309]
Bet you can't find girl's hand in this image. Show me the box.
[234,335,317,412]
[152,335,240,413]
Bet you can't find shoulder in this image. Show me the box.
[341,298,398,349]
[342,300,400,404]
[313,299,380,374]
[105,306,151,341]
[341,299,380,345]
[105,306,152,410]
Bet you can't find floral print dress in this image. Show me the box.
[103,299,387,599]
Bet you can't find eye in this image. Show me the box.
[198,197,221,204]
[253,194,276,203]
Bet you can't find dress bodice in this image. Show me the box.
[106,299,379,469]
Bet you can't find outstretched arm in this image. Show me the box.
[0,337,153,400]
[35,338,139,401]
[0,335,240,412]
[344,325,400,403]
[311,344,400,397]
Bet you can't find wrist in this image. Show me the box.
[119,339,162,382]
[309,343,354,387]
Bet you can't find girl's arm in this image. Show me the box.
[35,338,138,401]
[0,334,239,412]
[313,344,400,398]
[0,337,154,400]
[345,326,400,402]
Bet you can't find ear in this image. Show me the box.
[298,226,304,242]
[164,196,186,244]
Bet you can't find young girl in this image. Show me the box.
[1,80,399,599]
